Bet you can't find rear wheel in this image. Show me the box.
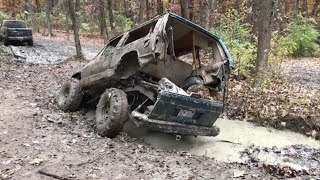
[56,78,83,112]
[96,88,128,138]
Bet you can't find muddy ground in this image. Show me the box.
[0,36,319,179]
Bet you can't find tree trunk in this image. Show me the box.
[67,0,83,59]
[24,0,28,13]
[146,0,151,19]
[181,0,190,20]
[91,0,96,27]
[107,0,115,37]
[45,0,52,37]
[99,0,108,44]
[294,0,300,13]
[235,0,241,12]
[252,0,259,36]
[28,0,37,31]
[138,0,145,23]
[35,0,41,12]
[254,0,276,86]
[217,0,226,14]
[277,0,285,35]
[311,0,320,15]
[157,0,163,14]
[152,0,157,15]
[200,0,209,28]
[66,13,70,40]
[302,0,308,15]
[206,0,213,29]
[284,0,290,14]
[189,0,194,21]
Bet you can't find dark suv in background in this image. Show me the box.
[0,20,33,46]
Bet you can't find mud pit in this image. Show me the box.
[2,34,102,64]
[1,37,320,179]
[124,119,319,162]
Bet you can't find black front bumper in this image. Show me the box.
[130,92,223,136]
[7,36,32,41]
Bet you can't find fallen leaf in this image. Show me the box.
[29,158,44,165]
[233,170,247,178]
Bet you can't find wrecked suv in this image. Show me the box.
[57,13,234,138]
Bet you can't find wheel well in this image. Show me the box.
[115,51,140,79]
[71,72,81,80]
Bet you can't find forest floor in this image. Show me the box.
[0,35,320,179]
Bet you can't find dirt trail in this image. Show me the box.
[0,62,275,180]
[283,58,320,90]
[0,37,319,179]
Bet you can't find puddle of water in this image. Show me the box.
[124,118,320,163]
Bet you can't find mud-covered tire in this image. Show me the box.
[182,76,204,90]
[96,88,128,138]
[4,38,10,46]
[27,39,33,46]
[56,78,83,112]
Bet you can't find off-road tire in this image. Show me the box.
[56,78,83,112]
[4,38,10,46]
[182,76,204,90]
[96,88,128,138]
[27,39,33,46]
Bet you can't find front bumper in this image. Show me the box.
[7,36,32,41]
[130,92,223,137]
[130,111,220,136]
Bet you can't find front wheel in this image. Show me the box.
[27,39,33,46]
[56,78,83,112]
[96,88,128,138]
[4,38,10,46]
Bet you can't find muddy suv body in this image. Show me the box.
[57,13,234,138]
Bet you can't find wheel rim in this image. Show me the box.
[63,85,70,98]
[57,83,70,106]
[97,94,112,127]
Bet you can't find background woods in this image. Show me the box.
[0,0,319,36]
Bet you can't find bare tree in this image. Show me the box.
[181,0,190,20]
[252,0,260,36]
[200,0,209,28]
[254,0,276,86]
[157,0,163,14]
[146,0,151,19]
[235,0,241,12]
[35,0,41,12]
[67,0,83,59]
[206,0,213,29]
[189,0,194,21]
[27,0,37,31]
[107,0,115,37]
[311,0,320,15]
[99,0,108,44]
[294,0,300,13]
[45,0,52,37]
[302,0,308,15]
[138,0,145,23]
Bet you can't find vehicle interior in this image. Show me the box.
[140,16,227,91]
